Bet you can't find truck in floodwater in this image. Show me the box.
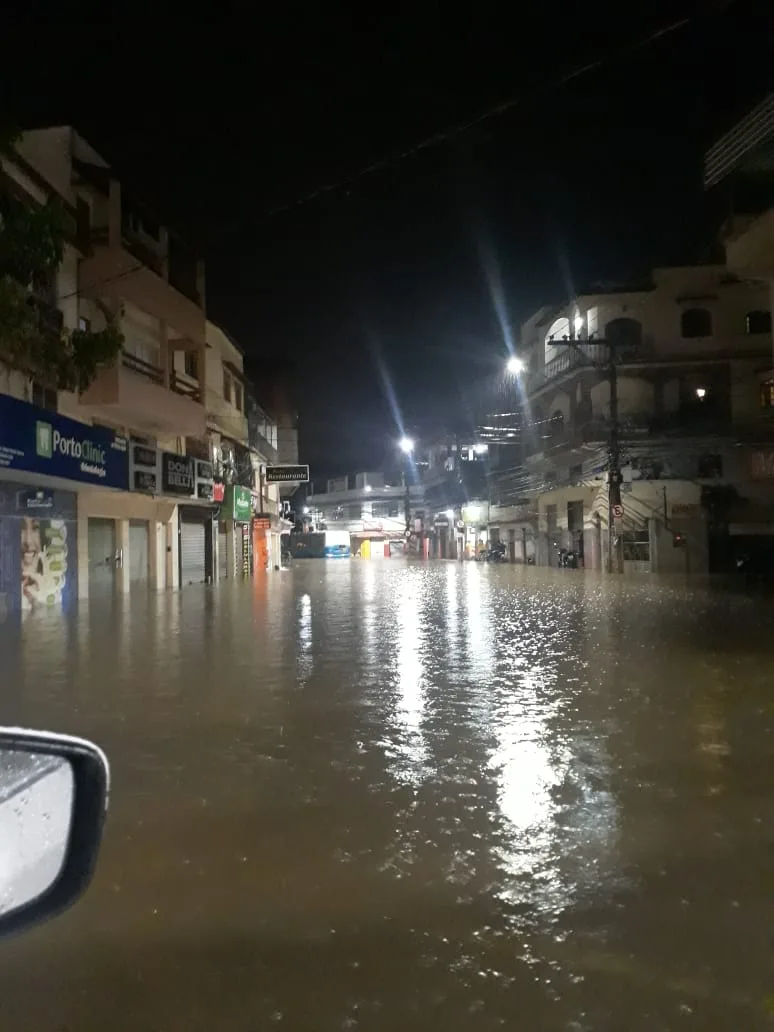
[288,530,351,559]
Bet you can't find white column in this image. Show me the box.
[166,511,179,590]
[117,519,130,594]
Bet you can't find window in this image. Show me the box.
[681,308,712,338]
[605,317,642,354]
[223,369,232,404]
[77,316,91,333]
[234,382,243,412]
[761,380,774,409]
[184,351,198,379]
[746,310,771,335]
[697,454,723,479]
[31,382,57,412]
[75,197,90,252]
[621,530,650,562]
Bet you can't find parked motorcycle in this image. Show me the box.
[477,542,507,563]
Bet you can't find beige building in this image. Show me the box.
[0,126,282,609]
[488,264,773,573]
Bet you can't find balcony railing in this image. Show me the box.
[122,350,164,385]
[121,351,202,402]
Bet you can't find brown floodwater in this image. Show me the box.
[0,561,773,1031]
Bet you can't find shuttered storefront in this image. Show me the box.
[218,523,229,580]
[180,510,208,585]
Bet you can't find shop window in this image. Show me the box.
[681,308,712,338]
[746,310,771,335]
[761,379,774,409]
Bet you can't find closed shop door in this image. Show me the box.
[129,520,149,586]
[218,524,228,580]
[88,518,116,595]
[180,516,207,585]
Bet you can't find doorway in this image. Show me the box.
[129,520,149,588]
[88,518,117,596]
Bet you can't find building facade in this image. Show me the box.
[0,125,286,613]
[487,264,774,574]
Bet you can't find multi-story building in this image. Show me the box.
[487,264,773,573]
[0,125,286,611]
[305,434,491,559]
[306,472,420,557]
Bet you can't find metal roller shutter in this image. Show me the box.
[218,525,228,579]
[180,517,206,585]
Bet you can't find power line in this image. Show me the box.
[265,13,695,220]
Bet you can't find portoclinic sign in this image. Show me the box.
[0,393,128,489]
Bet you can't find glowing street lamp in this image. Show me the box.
[399,436,414,454]
[506,356,525,376]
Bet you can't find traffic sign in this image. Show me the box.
[612,503,624,519]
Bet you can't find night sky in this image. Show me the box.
[4,2,772,474]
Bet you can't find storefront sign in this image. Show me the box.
[19,489,54,511]
[221,485,253,522]
[671,503,700,518]
[0,480,77,614]
[129,444,214,500]
[265,464,309,484]
[241,523,252,575]
[162,454,195,495]
[212,482,225,503]
[0,393,127,490]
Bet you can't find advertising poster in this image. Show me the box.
[0,482,77,615]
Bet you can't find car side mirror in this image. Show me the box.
[0,729,109,939]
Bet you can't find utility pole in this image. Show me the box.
[607,347,623,574]
[566,335,623,574]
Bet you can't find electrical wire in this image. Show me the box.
[265,13,696,219]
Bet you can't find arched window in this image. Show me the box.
[681,308,712,338]
[544,317,570,364]
[605,317,642,354]
[746,310,772,335]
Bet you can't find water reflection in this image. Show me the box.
[0,564,771,1030]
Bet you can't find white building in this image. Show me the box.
[488,264,774,573]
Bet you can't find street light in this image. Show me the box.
[364,484,373,493]
[506,356,524,376]
[399,436,414,454]
[695,387,707,400]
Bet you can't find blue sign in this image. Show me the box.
[0,394,128,490]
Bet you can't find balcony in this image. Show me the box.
[723,207,774,281]
[79,231,205,344]
[79,350,206,436]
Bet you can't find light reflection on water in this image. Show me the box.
[0,562,773,1030]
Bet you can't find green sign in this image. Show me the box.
[221,485,253,522]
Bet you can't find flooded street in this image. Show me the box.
[0,561,773,1030]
